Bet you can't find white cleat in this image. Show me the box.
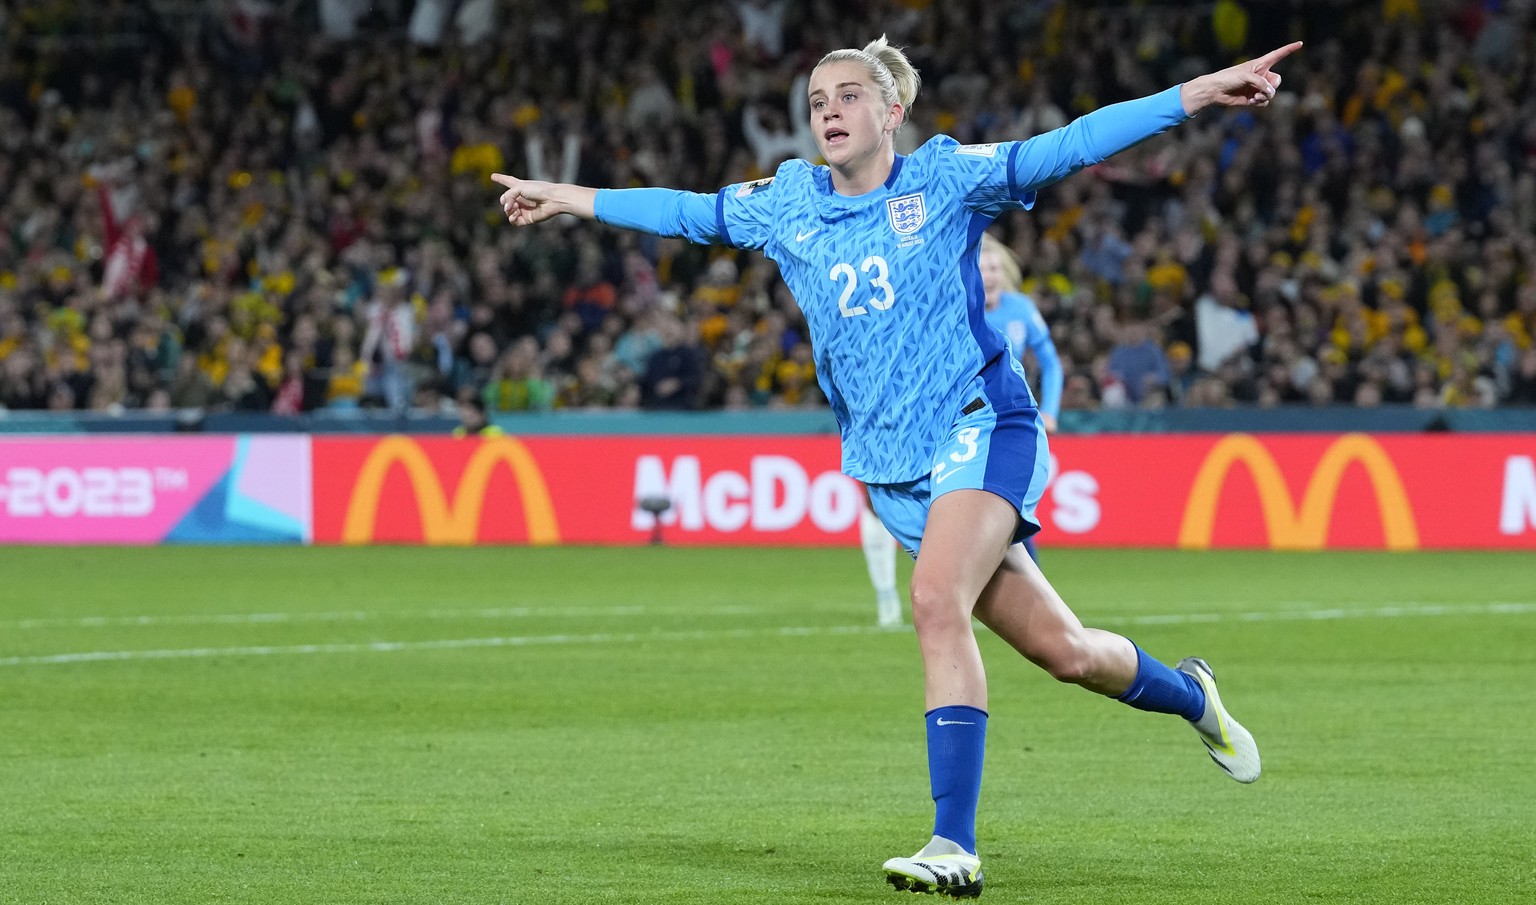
[1177,657,1261,783]
[883,835,983,898]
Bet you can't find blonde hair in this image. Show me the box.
[981,233,1022,291]
[814,35,921,127]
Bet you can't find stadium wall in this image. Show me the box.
[2,432,1533,550]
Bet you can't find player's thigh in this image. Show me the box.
[909,488,1018,617]
[973,544,1089,664]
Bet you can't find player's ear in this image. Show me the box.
[886,102,904,134]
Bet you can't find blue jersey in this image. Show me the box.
[984,291,1063,420]
[595,86,1187,481]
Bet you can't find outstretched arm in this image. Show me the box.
[492,173,724,244]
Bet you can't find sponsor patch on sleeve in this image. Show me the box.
[735,177,776,197]
[955,143,1000,157]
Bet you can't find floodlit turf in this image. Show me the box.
[1,546,1532,904]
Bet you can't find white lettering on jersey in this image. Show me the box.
[955,143,999,157]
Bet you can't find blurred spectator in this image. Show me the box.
[563,256,617,335]
[615,311,665,377]
[1,346,48,410]
[318,0,369,41]
[452,331,500,399]
[767,341,818,407]
[410,0,497,47]
[167,354,215,410]
[1079,217,1133,287]
[452,395,503,438]
[326,345,368,410]
[1509,349,1536,405]
[1107,320,1170,405]
[1093,355,1130,410]
[1165,341,1198,404]
[358,274,418,412]
[1061,372,1099,412]
[218,340,271,412]
[626,64,680,133]
[271,349,324,415]
[1011,81,1068,140]
[484,339,553,413]
[734,0,790,60]
[640,315,702,410]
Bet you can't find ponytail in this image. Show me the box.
[814,35,922,127]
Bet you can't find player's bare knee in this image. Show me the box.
[908,580,965,634]
[1035,637,1096,684]
[1044,651,1096,684]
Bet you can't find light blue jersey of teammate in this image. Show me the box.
[983,290,1062,421]
[596,86,1187,482]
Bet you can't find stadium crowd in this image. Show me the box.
[3,0,1536,418]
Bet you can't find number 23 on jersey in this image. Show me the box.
[831,255,896,318]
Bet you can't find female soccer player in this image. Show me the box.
[494,36,1296,898]
[979,233,1062,435]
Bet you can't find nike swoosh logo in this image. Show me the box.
[934,466,966,485]
[796,228,820,242]
[934,718,975,727]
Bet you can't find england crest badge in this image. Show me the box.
[886,192,926,236]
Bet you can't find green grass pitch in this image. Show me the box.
[1,546,1532,904]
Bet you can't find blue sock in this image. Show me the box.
[926,705,987,855]
[1115,643,1206,722]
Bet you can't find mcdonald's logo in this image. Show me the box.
[1178,434,1419,551]
[342,436,560,545]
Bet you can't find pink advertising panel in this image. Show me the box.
[0,436,310,545]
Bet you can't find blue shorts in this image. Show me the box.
[866,360,1050,558]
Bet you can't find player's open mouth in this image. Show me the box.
[824,127,849,144]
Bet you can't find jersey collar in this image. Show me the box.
[813,153,908,216]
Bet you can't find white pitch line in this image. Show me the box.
[0,602,1532,668]
[10,598,1532,633]
[0,603,762,631]
[0,624,885,666]
[1091,601,1536,627]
